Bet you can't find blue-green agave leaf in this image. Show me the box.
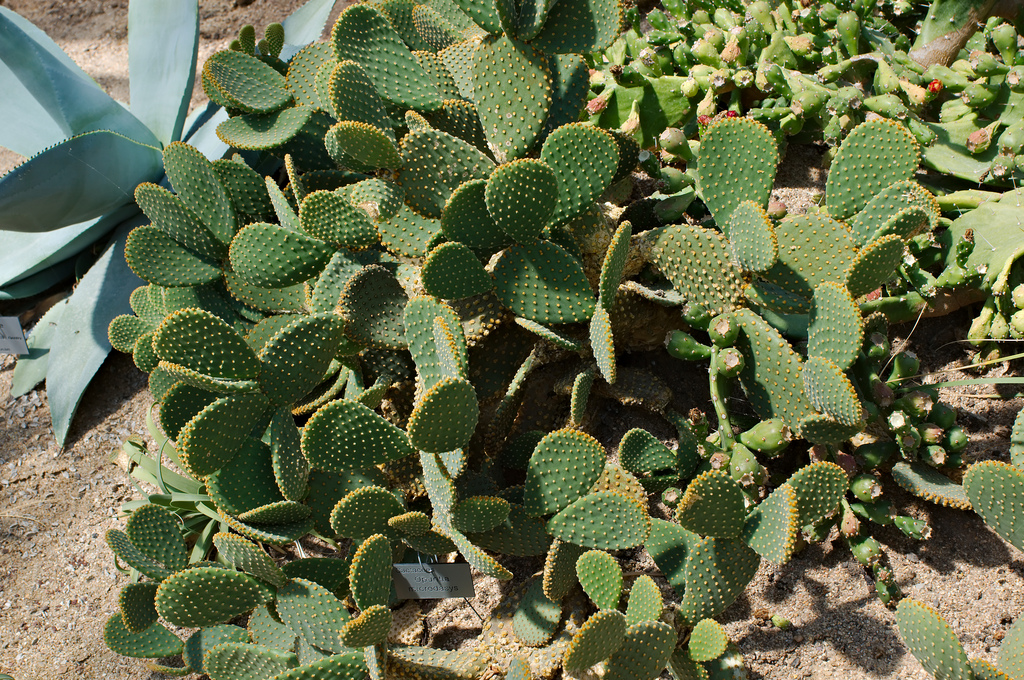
[0,258,76,301]
[0,131,162,232]
[0,7,159,155]
[0,204,139,288]
[181,103,231,160]
[11,297,68,397]
[46,220,144,445]
[128,0,199,146]
[280,0,339,55]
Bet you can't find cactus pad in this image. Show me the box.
[605,620,677,680]
[407,376,479,452]
[524,428,606,517]
[576,549,623,610]
[277,577,351,654]
[698,118,777,230]
[547,491,651,550]
[401,127,495,219]
[118,582,159,633]
[203,641,298,680]
[787,462,846,525]
[802,357,863,427]
[543,538,586,602]
[528,0,623,54]
[350,534,395,610]
[340,604,393,648]
[728,201,778,273]
[421,242,492,299]
[272,651,367,680]
[338,264,409,350]
[742,483,799,564]
[624,575,663,626]
[471,35,552,161]
[896,599,973,680]
[380,205,444,258]
[649,224,746,316]
[103,614,182,659]
[763,213,857,300]
[331,485,404,542]
[845,233,905,298]
[512,577,563,647]
[229,221,333,288]
[540,123,619,228]
[807,281,862,371]
[688,619,728,663]
[204,49,293,114]
[178,393,269,477]
[963,461,1024,551]
[826,119,919,221]
[678,536,760,625]
[492,241,596,324]
[155,567,266,628]
[214,532,287,587]
[441,179,508,252]
[451,496,510,533]
[677,470,746,539]
[892,462,972,510]
[258,314,346,406]
[563,609,627,674]
[126,503,188,573]
[486,158,558,242]
[302,398,415,472]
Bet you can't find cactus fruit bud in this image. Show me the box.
[849,535,883,567]
[854,441,898,470]
[887,351,920,384]
[771,615,793,629]
[715,347,745,378]
[892,391,933,420]
[927,403,957,430]
[944,427,968,453]
[922,445,947,467]
[738,418,791,457]
[707,313,740,347]
[766,201,787,220]
[665,330,713,361]
[894,516,931,540]
[918,423,944,446]
[841,505,861,537]
[865,332,890,363]
[850,474,883,502]
[729,443,766,487]
[661,487,681,508]
[1011,310,1024,338]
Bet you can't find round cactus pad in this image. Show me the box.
[563,610,627,673]
[786,462,847,526]
[103,614,182,659]
[698,118,778,230]
[277,577,351,654]
[896,599,973,680]
[400,126,495,218]
[624,574,663,626]
[649,224,746,316]
[547,491,651,550]
[421,242,493,299]
[512,577,562,647]
[963,461,1024,551]
[407,376,479,453]
[441,179,509,252]
[826,118,919,220]
[678,536,760,625]
[203,49,293,114]
[891,461,972,510]
[330,485,404,542]
[492,241,596,324]
[524,429,606,517]
[576,549,623,610]
[676,470,745,538]
[202,641,297,680]
[303,397,416,472]
[155,567,266,628]
[485,158,558,242]
[540,123,619,228]
[741,482,799,564]
[604,621,677,680]
[229,221,334,288]
[338,264,409,350]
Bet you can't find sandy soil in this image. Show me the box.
[1,2,1022,680]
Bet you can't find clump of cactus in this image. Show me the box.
[595,0,1024,186]
[93,0,1024,677]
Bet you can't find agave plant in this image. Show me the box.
[0,0,338,444]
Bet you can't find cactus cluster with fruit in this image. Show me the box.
[84,0,1024,677]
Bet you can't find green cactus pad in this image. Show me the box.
[644,519,696,597]
[492,241,596,324]
[677,470,746,539]
[547,491,651,550]
[787,462,846,525]
[327,61,394,138]
[849,181,940,248]
[807,282,862,371]
[135,183,227,261]
[997,615,1024,678]
[118,582,159,633]
[802,357,863,427]
[451,496,511,533]
[414,52,462,100]
[698,118,778,230]
[762,213,857,300]
[472,35,552,162]
[797,413,863,445]
[388,645,489,680]
[592,464,649,506]
[742,483,799,564]
[350,534,393,610]
[438,38,481,101]
[963,461,1024,551]
[163,141,237,246]
[440,179,508,253]
[332,5,442,111]
[390,511,433,537]
[330,485,404,541]
[368,0,432,50]
[379,205,444,258]
[406,376,479,452]
[178,392,269,477]
[688,619,728,663]
[590,305,617,384]
[155,567,266,628]
[184,626,254,676]
[577,549,623,610]
[206,438,283,517]
[524,428,606,517]
[728,201,778,273]
[106,530,173,582]
[326,121,403,171]
[124,226,222,287]
[896,599,973,680]
[229,221,333,288]
[826,119,919,221]
[224,274,306,314]
[529,0,622,53]
[542,538,588,605]
[405,296,466,391]
[649,225,746,316]
[216,107,318,151]
[540,123,619,228]
[338,264,409,350]
[108,314,149,354]
[892,461,972,510]
[237,500,311,525]
[213,532,286,587]
[563,609,626,673]
[203,641,298,680]
[421,242,492,300]
[733,308,815,429]
[413,4,459,50]
[624,575,663,627]
[618,428,677,477]
[276,578,351,654]
[104,613,182,659]
[539,54,591,142]
[286,42,334,109]
[400,127,495,219]
[303,398,415,472]
[258,314,346,406]
[845,233,905,298]
[339,605,392,648]
[598,220,632,310]
[299,190,379,250]
[467,503,551,556]
[678,536,760,626]
[605,620,677,680]
[125,503,188,573]
[214,156,274,217]
[204,49,293,114]
[427,99,488,154]
[219,510,315,547]
[485,159,558,242]
[512,577,563,647]
[282,558,352,600]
